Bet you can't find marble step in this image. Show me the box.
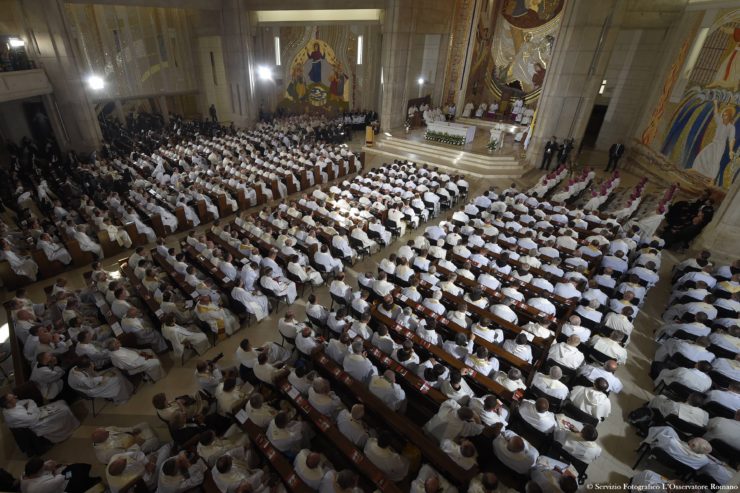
[365,136,527,178]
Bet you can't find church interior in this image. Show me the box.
[0,0,738,492]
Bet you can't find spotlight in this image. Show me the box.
[417,78,424,85]
[87,75,105,90]
[257,66,272,80]
[384,132,392,137]
[8,38,25,48]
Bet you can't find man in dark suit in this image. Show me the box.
[607,143,625,171]
[558,138,574,165]
[541,136,557,170]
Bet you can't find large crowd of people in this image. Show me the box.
[627,252,738,487]
[1,102,737,492]
[0,113,360,288]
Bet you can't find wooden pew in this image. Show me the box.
[276,380,403,493]
[393,291,533,378]
[151,250,199,302]
[313,351,477,486]
[370,307,514,404]
[237,419,313,493]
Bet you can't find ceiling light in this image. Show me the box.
[87,75,105,90]
[257,66,272,80]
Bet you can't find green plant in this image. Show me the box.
[487,140,498,151]
[424,130,465,146]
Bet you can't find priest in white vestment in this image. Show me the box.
[108,339,164,382]
[69,357,134,404]
[37,234,72,265]
[161,314,210,357]
[231,281,269,321]
[195,296,239,335]
[91,423,161,464]
[1,393,79,443]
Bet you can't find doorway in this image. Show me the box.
[581,104,608,149]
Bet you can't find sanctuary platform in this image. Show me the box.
[363,125,529,178]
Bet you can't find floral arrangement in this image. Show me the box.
[404,119,412,132]
[487,140,498,151]
[425,130,465,146]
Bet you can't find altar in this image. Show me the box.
[426,121,476,143]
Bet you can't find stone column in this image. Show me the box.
[114,100,125,124]
[525,0,626,166]
[158,96,170,125]
[19,0,102,153]
[379,0,414,132]
[219,0,258,127]
[696,179,740,262]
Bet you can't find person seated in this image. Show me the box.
[319,469,363,493]
[409,464,457,493]
[465,346,499,377]
[314,244,343,274]
[330,272,353,304]
[423,399,484,442]
[266,411,308,455]
[197,427,250,468]
[152,392,206,424]
[157,451,208,493]
[492,428,539,475]
[531,366,569,401]
[91,423,160,464]
[294,449,333,490]
[547,336,584,370]
[567,378,611,420]
[578,360,622,394]
[253,351,290,386]
[654,336,715,366]
[642,426,713,470]
[278,309,305,339]
[106,444,171,493]
[308,377,344,419]
[529,457,580,493]
[212,453,265,493]
[195,296,240,336]
[493,368,527,392]
[554,423,602,464]
[30,352,66,401]
[69,356,134,405]
[440,369,476,402]
[337,404,371,448]
[648,393,709,431]
[343,341,379,383]
[369,370,406,412]
[655,361,713,393]
[703,410,740,452]
[364,431,410,482]
[215,376,252,415]
[588,331,627,365]
[503,333,533,363]
[22,458,100,493]
[108,339,164,382]
[490,299,519,325]
[517,398,556,433]
[1,392,79,443]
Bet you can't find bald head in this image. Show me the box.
[351,404,364,420]
[305,452,321,469]
[108,458,127,476]
[507,435,525,453]
[91,428,109,444]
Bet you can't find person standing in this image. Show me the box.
[558,138,574,165]
[540,137,557,170]
[607,142,625,171]
[209,104,217,123]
